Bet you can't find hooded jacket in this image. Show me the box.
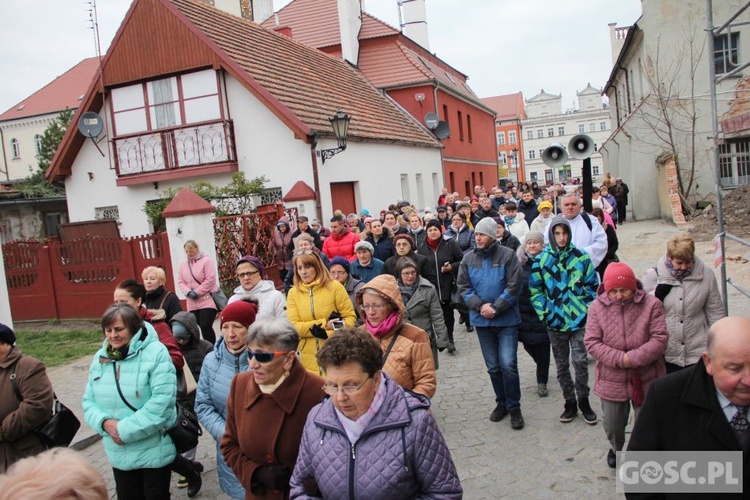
[322,227,360,261]
[505,212,529,240]
[139,306,184,370]
[290,373,462,500]
[195,338,249,498]
[529,216,598,333]
[273,216,295,271]
[83,322,177,471]
[641,256,725,367]
[416,236,464,302]
[530,211,554,234]
[445,223,476,253]
[457,240,522,328]
[356,275,437,399]
[170,311,214,387]
[287,279,356,375]
[584,283,668,402]
[229,279,287,320]
[178,252,218,312]
[401,276,450,350]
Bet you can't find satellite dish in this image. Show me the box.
[78,112,104,138]
[433,121,450,140]
[424,112,439,130]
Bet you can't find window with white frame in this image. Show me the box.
[509,131,517,144]
[537,129,543,138]
[34,135,43,155]
[600,122,607,131]
[498,132,506,145]
[558,126,565,136]
[527,130,533,140]
[589,122,596,132]
[10,138,20,159]
[714,32,740,75]
[530,172,538,181]
[539,149,544,158]
[593,165,600,175]
[529,150,536,159]
[718,139,750,186]
[500,151,507,165]
[578,124,585,133]
[547,128,554,137]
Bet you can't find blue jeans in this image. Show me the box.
[476,326,521,410]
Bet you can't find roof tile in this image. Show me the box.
[481,93,527,121]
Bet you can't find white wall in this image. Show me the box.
[0,244,12,329]
[164,212,217,299]
[0,113,55,181]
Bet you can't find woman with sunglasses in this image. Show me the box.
[228,255,286,320]
[290,329,462,499]
[287,252,356,375]
[195,298,258,499]
[221,318,324,498]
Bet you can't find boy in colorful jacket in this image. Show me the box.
[529,215,598,425]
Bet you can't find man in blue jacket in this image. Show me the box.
[457,217,524,429]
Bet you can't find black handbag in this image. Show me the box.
[10,359,81,448]
[114,363,202,454]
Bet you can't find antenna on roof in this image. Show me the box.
[85,0,114,164]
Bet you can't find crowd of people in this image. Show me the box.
[2,175,747,499]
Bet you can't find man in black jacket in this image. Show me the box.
[286,216,322,251]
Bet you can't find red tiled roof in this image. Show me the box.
[173,0,438,146]
[283,180,316,202]
[162,187,216,218]
[0,58,100,122]
[261,0,397,49]
[481,92,527,121]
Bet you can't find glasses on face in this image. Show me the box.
[322,377,372,396]
[401,270,417,277]
[361,303,386,311]
[248,350,291,363]
[330,270,348,277]
[237,270,260,279]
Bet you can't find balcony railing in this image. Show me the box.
[114,119,236,176]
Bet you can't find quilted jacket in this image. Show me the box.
[195,338,249,499]
[444,223,475,253]
[529,217,598,333]
[178,252,218,312]
[641,256,725,367]
[229,279,287,320]
[365,234,395,262]
[82,322,177,471]
[322,228,360,261]
[289,373,462,499]
[287,279,356,375]
[584,283,668,402]
[356,275,437,399]
[349,257,385,284]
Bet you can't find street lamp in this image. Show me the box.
[321,111,351,164]
[510,147,518,180]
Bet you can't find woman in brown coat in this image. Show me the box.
[0,324,54,473]
[221,318,323,499]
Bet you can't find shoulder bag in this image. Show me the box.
[187,260,227,311]
[147,291,171,322]
[112,362,201,454]
[10,358,81,448]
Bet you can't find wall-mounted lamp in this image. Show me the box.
[320,111,351,164]
[87,172,94,181]
[153,182,159,190]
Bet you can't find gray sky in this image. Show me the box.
[0,0,642,114]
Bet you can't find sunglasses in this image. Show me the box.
[247,350,292,363]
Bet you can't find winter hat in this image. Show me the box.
[310,219,321,227]
[0,324,16,345]
[437,205,447,213]
[220,299,259,328]
[603,262,638,294]
[364,217,374,224]
[360,209,370,216]
[456,201,471,211]
[474,217,498,238]
[425,219,443,232]
[393,233,415,249]
[538,201,553,212]
[171,322,191,340]
[355,241,374,255]
[525,231,545,244]
[330,256,351,274]
[170,311,200,340]
[236,255,265,278]
[493,216,505,228]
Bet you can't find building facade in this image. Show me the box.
[481,92,526,183]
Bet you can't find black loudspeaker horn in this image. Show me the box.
[542,142,568,168]
[568,134,594,159]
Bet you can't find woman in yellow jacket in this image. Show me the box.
[286,251,356,375]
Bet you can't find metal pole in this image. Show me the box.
[707,0,729,315]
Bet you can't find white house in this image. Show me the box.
[46,0,443,237]
[521,85,611,186]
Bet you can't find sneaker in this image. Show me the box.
[560,400,577,422]
[537,383,548,397]
[509,408,524,430]
[578,398,598,425]
[447,343,456,354]
[489,404,508,422]
[177,476,188,488]
[466,325,474,332]
[607,449,617,469]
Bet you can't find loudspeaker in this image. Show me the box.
[542,143,568,168]
[568,134,594,159]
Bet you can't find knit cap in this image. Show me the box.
[330,256,351,273]
[355,241,374,255]
[220,299,259,328]
[538,201,553,212]
[236,255,265,278]
[0,324,16,345]
[603,262,638,293]
[525,231,545,244]
[425,219,443,232]
[474,217,497,238]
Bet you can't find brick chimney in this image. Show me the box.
[204,0,274,22]
[400,0,430,50]
[337,0,362,66]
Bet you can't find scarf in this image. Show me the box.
[398,279,417,303]
[365,311,400,339]
[665,257,693,281]
[259,372,288,394]
[335,374,387,444]
[426,236,441,251]
[504,215,516,227]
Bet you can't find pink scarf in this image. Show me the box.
[365,311,400,339]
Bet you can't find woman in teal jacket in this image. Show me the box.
[83,303,177,500]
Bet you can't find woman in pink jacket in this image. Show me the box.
[584,262,668,469]
[178,240,219,344]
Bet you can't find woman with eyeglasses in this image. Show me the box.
[328,256,364,322]
[287,252,356,376]
[355,274,437,398]
[195,298,258,499]
[290,329,462,499]
[221,318,324,498]
[228,255,286,320]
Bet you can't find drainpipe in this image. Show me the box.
[310,138,323,223]
[0,128,8,181]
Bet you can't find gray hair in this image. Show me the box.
[561,192,580,204]
[246,317,299,351]
[101,303,143,336]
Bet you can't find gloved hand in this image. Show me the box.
[328,311,342,321]
[310,324,328,340]
[186,290,199,300]
[302,478,322,496]
[253,464,292,491]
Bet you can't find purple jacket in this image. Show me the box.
[290,373,462,499]
[584,282,668,402]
